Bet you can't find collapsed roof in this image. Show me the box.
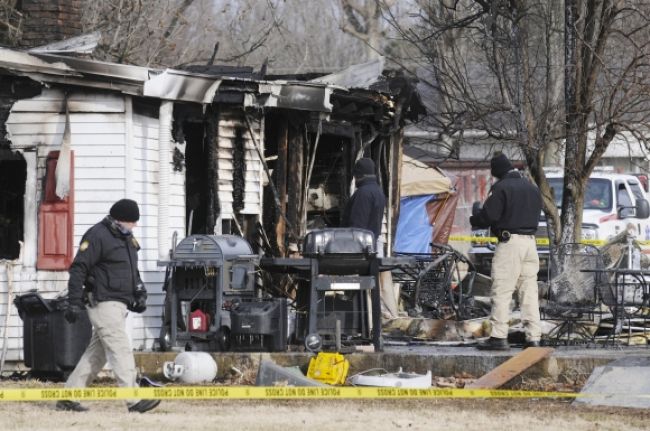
[0,48,425,129]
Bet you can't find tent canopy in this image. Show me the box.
[400,154,453,197]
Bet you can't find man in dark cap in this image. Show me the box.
[342,157,387,243]
[470,153,542,350]
[56,199,159,413]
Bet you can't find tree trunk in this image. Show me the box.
[560,0,582,259]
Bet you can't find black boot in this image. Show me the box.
[56,400,89,412]
[477,337,510,351]
[128,399,161,413]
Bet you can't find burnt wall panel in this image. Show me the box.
[0,78,42,150]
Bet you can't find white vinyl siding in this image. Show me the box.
[2,89,129,362]
[1,90,182,360]
[217,110,263,219]
[129,110,184,349]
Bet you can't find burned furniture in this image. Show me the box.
[261,228,413,352]
[392,244,477,320]
[601,268,650,344]
[541,243,608,345]
[159,234,287,352]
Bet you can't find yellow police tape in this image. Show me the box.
[447,235,650,247]
[0,386,595,401]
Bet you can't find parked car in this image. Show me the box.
[468,170,650,280]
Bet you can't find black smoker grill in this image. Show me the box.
[159,234,283,351]
[261,228,413,352]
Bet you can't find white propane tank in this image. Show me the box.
[163,352,218,384]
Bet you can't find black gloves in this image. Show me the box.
[128,282,147,313]
[130,294,147,313]
[65,299,83,323]
[470,202,482,228]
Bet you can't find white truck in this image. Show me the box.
[468,170,650,279]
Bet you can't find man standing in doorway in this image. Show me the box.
[342,158,397,319]
[57,199,160,413]
[470,154,543,350]
[342,157,387,243]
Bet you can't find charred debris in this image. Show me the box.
[170,66,425,258]
[0,50,424,271]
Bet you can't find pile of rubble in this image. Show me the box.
[384,232,650,346]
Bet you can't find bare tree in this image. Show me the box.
[80,0,199,66]
[382,0,650,250]
[79,0,368,72]
[339,0,397,59]
[0,0,22,46]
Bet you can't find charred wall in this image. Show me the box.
[1,77,41,150]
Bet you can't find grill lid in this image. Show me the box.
[171,234,255,264]
[303,228,375,256]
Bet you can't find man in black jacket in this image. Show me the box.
[342,157,386,242]
[56,199,159,413]
[470,154,543,350]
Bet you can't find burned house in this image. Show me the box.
[0,48,422,364]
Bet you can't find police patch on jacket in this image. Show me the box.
[79,240,90,252]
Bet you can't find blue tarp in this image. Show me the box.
[394,195,435,253]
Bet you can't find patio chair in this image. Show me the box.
[540,243,606,346]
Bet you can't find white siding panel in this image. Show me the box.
[76,190,125,202]
[76,167,125,179]
[74,156,126,168]
[216,110,263,219]
[7,122,126,135]
[75,179,125,191]
[131,110,184,350]
[130,170,161,184]
[9,90,125,113]
[6,112,127,124]
[1,91,194,363]
[216,148,260,161]
[74,213,168,227]
[133,148,160,163]
[218,170,261,182]
[64,142,126,157]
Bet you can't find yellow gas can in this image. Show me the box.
[307,352,350,385]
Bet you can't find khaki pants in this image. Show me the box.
[489,234,541,341]
[65,301,137,403]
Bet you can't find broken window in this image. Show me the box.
[0,150,26,260]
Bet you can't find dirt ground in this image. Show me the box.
[1,380,649,431]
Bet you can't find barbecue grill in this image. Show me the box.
[261,228,413,352]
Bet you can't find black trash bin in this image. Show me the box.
[14,291,92,381]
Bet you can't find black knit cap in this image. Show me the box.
[109,199,140,222]
[490,153,514,179]
[353,158,376,178]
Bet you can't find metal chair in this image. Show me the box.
[599,264,650,345]
[592,235,650,346]
[540,243,606,345]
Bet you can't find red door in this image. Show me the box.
[37,151,74,270]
